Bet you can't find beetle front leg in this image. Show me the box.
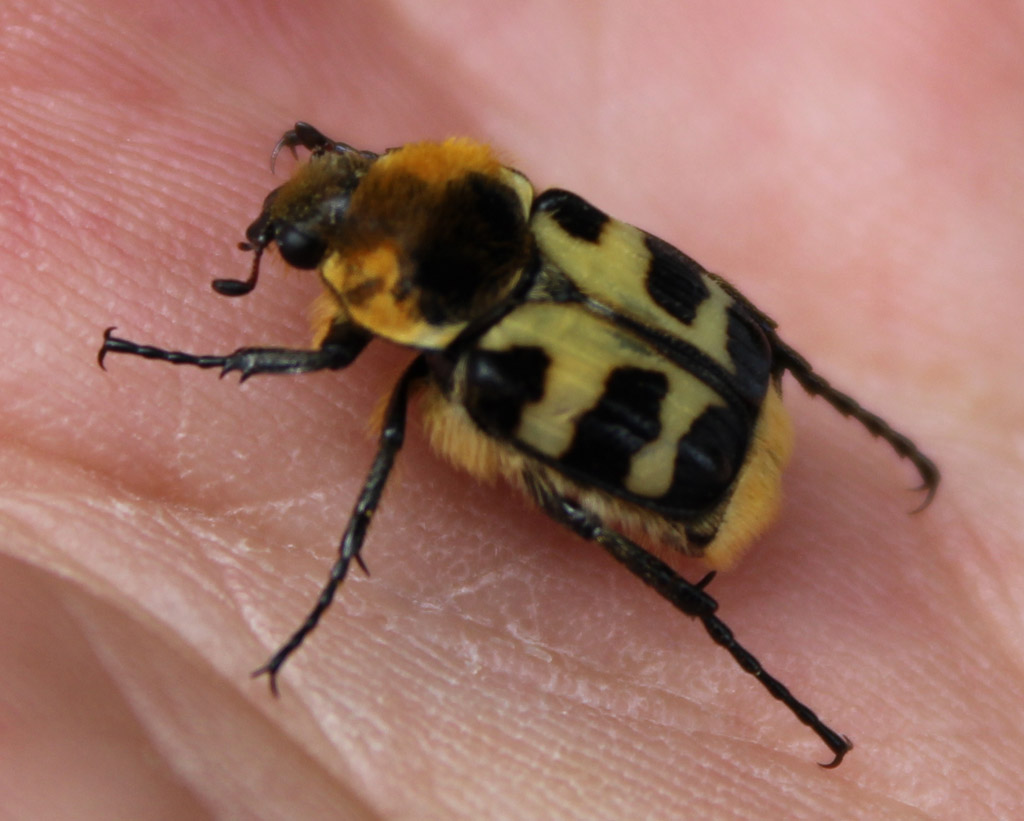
[98,322,372,381]
[270,122,379,172]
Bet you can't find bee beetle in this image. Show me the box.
[100,122,939,767]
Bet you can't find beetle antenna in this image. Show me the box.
[212,242,264,297]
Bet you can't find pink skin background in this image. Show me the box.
[2,1,1023,818]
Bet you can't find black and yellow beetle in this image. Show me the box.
[100,122,938,767]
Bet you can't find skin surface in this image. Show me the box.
[2,1,1023,818]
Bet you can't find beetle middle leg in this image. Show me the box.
[252,355,428,693]
[524,471,852,768]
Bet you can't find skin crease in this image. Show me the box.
[1,0,1023,818]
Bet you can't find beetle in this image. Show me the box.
[99,122,939,767]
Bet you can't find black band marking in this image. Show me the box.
[533,189,609,243]
[559,366,668,487]
[724,304,773,408]
[464,345,550,437]
[644,234,711,324]
[662,404,750,510]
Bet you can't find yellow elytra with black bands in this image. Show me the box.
[100,122,939,767]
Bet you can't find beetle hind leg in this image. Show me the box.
[524,471,852,767]
[771,337,939,510]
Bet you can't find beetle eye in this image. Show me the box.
[276,226,326,269]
